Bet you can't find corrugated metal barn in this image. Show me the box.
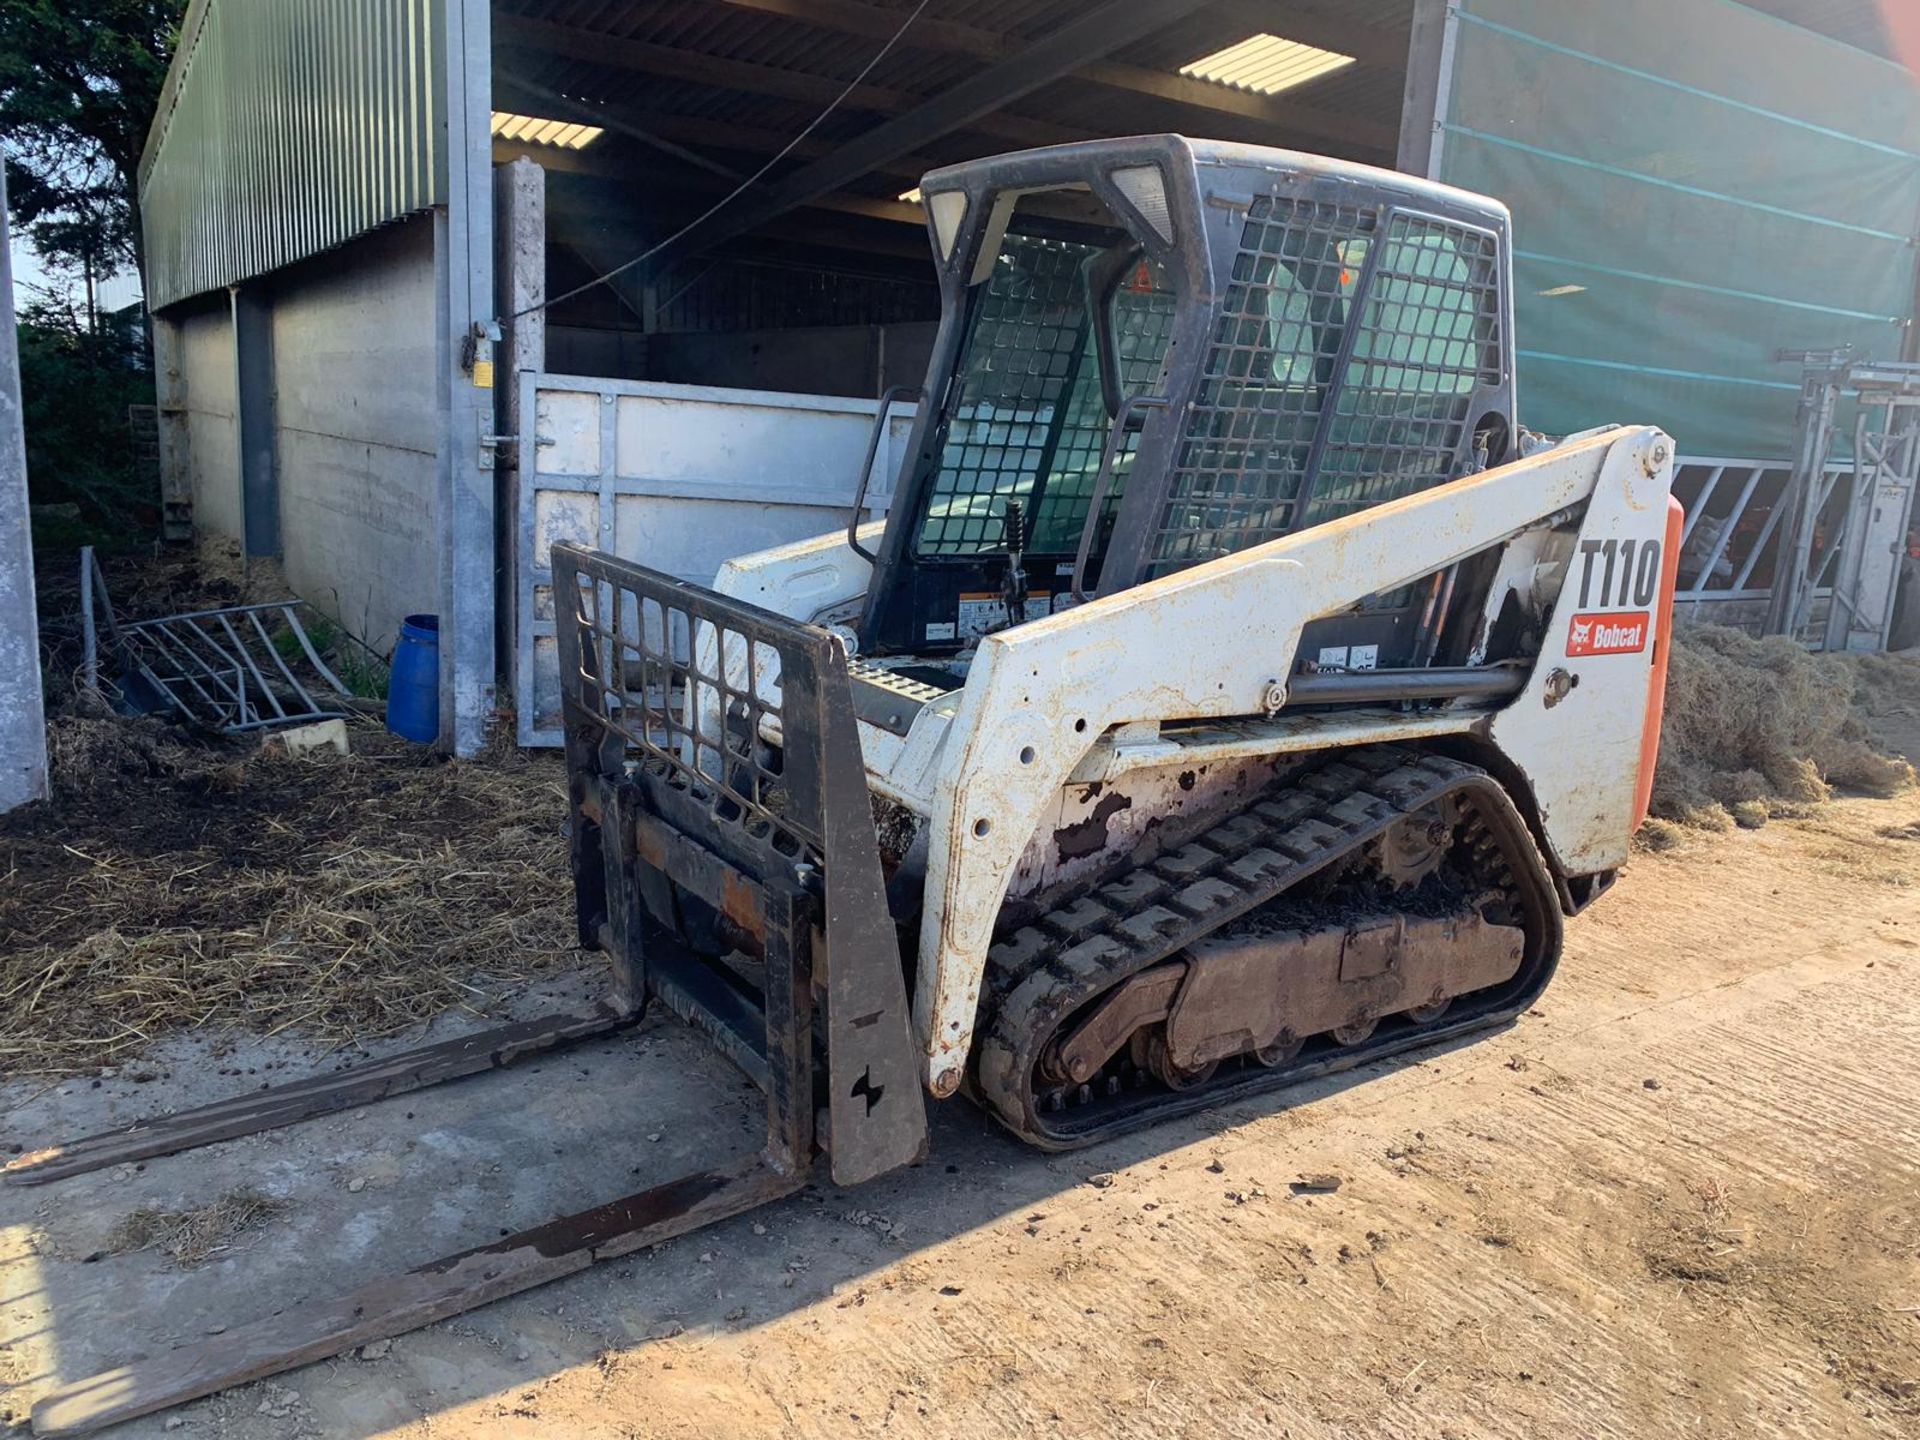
[138,0,1919,753]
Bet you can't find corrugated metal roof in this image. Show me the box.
[493,111,604,147]
[1178,35,1359,96]
[142,0,1421,305]
[141,0,445,311]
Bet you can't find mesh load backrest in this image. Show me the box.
[1146,198,1502,578]
[1306,215,1502,527]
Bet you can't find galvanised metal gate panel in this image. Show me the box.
[140,0,446,310]
[516,376,916,746]
[1670,455,1844,636]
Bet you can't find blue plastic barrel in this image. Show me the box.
[386,614,440,743]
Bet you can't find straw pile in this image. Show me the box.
[105,1186,290,1267]
[0,718,583,1077]
[1648,624,1918,836]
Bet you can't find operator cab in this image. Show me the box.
[857,136,1517,676]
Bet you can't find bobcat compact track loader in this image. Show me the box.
[20,137,1681,1435]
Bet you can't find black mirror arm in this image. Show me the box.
[847,385,923,563]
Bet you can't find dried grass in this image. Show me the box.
[1635,817,1685,852]
[106,1186,289,1266]
[0,717,582,1077]
[1652,626,1917,831]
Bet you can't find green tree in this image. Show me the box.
[3,2,182,542]
[1,0,182,320]
[14,298,156,544]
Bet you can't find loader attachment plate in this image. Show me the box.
[553,543,927,1186]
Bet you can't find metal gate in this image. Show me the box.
[1670,451,1914,647]
[515,375,916,745]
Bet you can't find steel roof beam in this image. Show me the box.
[492,13,1082,149]
[651,0,1223,267]
[492,134,924,226]
[714,0,1398,152]
[493,71,935,182]
[495,75,748,183]
[1214,0,1410,71]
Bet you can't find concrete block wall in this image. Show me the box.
[156,216,442,658]
[270,216,440,653]
[173,296,240,542]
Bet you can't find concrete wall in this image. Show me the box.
[270,216,440,652]
[174,295,239,542]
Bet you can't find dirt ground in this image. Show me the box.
[4,789,1918,1439]
[4,550,1918,1436]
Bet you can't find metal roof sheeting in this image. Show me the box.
[140,0,446,310]
[490,0,1411,156]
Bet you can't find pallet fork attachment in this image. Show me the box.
[27,545,927,1437]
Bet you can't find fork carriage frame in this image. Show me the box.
[554,542,928,1190]
[21,546,932,1439]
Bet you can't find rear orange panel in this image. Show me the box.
[1633,496,1686,829]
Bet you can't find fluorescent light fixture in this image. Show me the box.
[490,112,603,150]
[899,187,923,204]
[1538,283,1587,297]
[1179,33,1354,95]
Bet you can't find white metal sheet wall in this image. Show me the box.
[516,376,916,745]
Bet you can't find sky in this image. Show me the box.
[8,233,143,316]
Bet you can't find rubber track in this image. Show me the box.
[974,747,1552,1149]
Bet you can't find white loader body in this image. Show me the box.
[711,423,1677,1096]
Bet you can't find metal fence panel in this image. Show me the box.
[139,0,446,310]
[517,376,918,746]
[1671,454,1853,638]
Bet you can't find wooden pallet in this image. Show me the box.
[5,1003,638,1187]
[31,1152,803,1436]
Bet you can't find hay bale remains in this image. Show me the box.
[0,718,581,1077]
[1652,625,1917,832]
[105,1186,289,1266]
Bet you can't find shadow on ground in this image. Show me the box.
[0,972,1503,1438]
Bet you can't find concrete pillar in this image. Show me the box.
[231,282,280,556]
[435,0,497,756]
[151,312,194,541]
[493,155,546,696]
[0,163,50,812]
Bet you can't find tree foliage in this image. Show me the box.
[15,299,156,546]
[1,1,182,296]
[3,2,180,542]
